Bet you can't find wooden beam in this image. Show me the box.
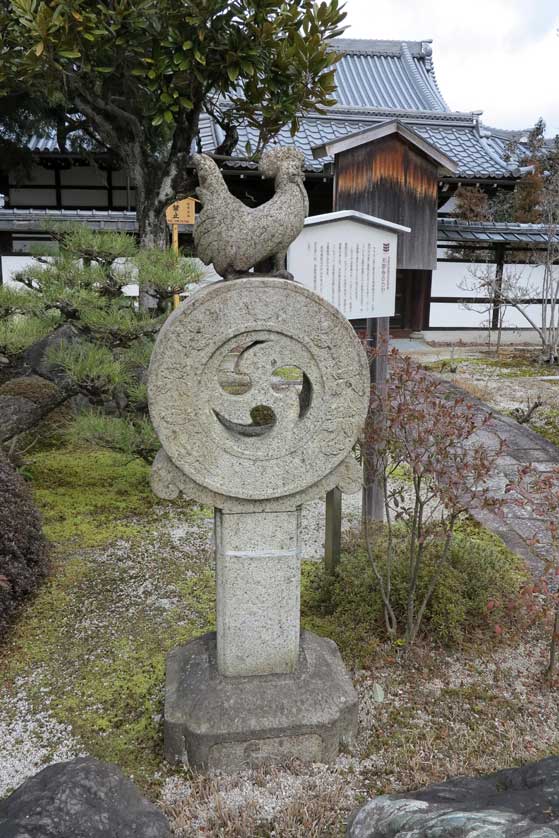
[106,168,114,211]
[54,167,62,210]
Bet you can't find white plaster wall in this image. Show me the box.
[432,259,548,329]
[9,166,54,186]
[60,167,106,187]
[429,302,493,328]
[1,256,37,287]
[432,261,496,297]
[10,188,57,207]
[500,304,544,328]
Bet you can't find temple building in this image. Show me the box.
[0,39,546,333]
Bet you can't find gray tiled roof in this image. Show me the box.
[410,122,515,178]
[25,134,59,153]
[331,39,448,111]
[3,210,553,251]
[197,40,519,180]
[203,110,519,179]
[438,219,559,246]
[0,208,139,231]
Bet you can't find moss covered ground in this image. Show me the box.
[423,354,544,379]
[424,352,559,452]
[530,408,559,447]
[1,445,216,790]
[3,443,559,836]
[24,448,157,548]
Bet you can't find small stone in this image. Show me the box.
[0,756,171,838]
[371,683,384,703]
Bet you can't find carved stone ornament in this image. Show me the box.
[148,276,369,508]
[192,148,309,278]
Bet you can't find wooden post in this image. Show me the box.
[166,197,197,311]
[362,316,389,526]
[171,223,180,309]
[324,487,342,575]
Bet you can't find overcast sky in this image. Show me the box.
[342,0,559,135]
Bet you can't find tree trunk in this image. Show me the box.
[136,200,169,310]
[137,204,169,250]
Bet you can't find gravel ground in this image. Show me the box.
[437,358,559,417]
[159,629,559,836]
[3,448,559,835]
[0,676,83,797]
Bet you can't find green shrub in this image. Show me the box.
[301,524,527,667]
[0,453,49,636]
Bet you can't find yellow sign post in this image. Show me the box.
[165,197,196,307]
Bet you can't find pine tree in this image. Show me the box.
[0,225,202,461]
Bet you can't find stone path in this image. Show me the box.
[438,378,559,572]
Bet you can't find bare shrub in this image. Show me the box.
[363,349,504,647]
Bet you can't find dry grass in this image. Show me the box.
[450,375,493,402]
[435,354,559,438]
[160,626,559,837]
[163,767,351,836]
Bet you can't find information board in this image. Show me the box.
[287,211,409,320]
[165,197,196,226]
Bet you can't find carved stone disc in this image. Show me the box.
[148,277,369,501]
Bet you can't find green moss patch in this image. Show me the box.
[24,447,157,548]
[471,357,540,377]
[0,444,217,789]
[424,356,546,379]
[2,521,215,789]
[530,408,559,447]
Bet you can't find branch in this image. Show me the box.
[205,103,240,158]
[157,105,202,206]
[67,78,145,180]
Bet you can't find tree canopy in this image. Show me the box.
[1,0,345,244]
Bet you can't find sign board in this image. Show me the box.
[165,197,196,226]
[287,210,410,320]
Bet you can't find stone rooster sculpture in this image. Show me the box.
[192,147,308,279]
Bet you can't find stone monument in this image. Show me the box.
[147,153,370,772]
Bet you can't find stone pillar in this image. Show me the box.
[215,509,300,676]
[148,276,370,771]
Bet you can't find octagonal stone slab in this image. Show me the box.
[164,630,358,771]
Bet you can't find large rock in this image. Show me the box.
[0,394,38,443]
[24,324,81,382]
[0,757,171,838]
[348,757,559,837]
[0,375,80,445]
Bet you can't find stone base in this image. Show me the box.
[164,630,358,772]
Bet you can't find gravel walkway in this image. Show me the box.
[437,377,559,572]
